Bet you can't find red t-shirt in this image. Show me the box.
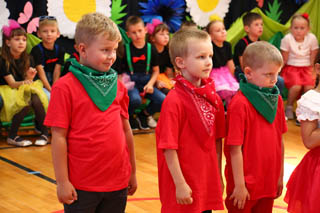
[224,91,287,200]
[44,73,131,192]
[156,88,225,213]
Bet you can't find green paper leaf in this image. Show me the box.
[265,0,282,23]
[111,0,127,25]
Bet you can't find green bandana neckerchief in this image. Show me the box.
[239,74,279,123]
[69,58,117,111]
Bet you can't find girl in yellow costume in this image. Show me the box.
[1,20,48,147]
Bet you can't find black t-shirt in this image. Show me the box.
[233,36,254,66]
[212,41,233,68]
[121,42,159,74]
[0,56,34,85]
[157,47,173,73]
[30,42,65,74]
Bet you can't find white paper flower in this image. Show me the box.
[47,0,111,39]
[186,0,231,27]
[0,1,10,46]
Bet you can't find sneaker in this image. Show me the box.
[295,119,301,126]
[285,106,294,120]
[147,116,157,128]
[129,116,139,131]
[137,113,150,130]
[7,136,32,147]
[35,135,49,146]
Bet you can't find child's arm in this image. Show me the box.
[25,67,37,81]
[4,75,32,88]
[122,117,137,195]
[226,59,236,76]
[216,138,224,193]
[239,56,244,70]
[36,65,52,91]
[229,145,250,209]
[310,49,319,66]
[51,126,78,204]
[276,138,284,198]
[301,119,320,149]
[52,64,62,85]
[144,66,160,94]
[164,149,193,205]
[281,50,289,65]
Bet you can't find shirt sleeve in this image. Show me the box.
[156,93,181,150]
[226,96,246,145]
[57,45,65,65]
[44,84,72,129]
[0,58,11,77]
[309,33,319,51]
[30,46,43,66]
[225,42,233,61]
[151,45,160,67]
[118,80,129,119]
[280,35,290,52]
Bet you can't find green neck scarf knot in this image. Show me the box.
[239,74,279,123]
[69,58,118,111]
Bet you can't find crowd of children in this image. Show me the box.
[0,8,319,213]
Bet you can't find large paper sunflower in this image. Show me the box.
[186,0,231,27]
[47,0,111,38]
[0,1,10,45]
[139,0,185,32]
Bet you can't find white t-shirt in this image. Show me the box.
[280,33,318,67]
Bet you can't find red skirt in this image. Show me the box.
[281,65,315,89]
[284,147,320,213]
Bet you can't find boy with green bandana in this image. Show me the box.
[44,13,137,212]
[224,41,287,213]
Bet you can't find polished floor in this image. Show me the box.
[0,120,307,212]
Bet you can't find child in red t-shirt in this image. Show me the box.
[224,41,287,213]
[156,29,226,213]
[44,13,137,212]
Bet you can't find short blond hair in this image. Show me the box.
[39,19,59,31]
[243,41,283,70]
[75,12,121,45]
[169,28,210,69]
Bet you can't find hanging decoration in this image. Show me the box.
[0,1,10,45]
[47,0,111,38]
[139,0,185,32]
[17,2,39,34]
[110,0,127,25]
[185,0,231,27]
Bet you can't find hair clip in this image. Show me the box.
[302,13,309,20]
[2,19,22,37]
[146,19,163,35]
[39,15,57,22]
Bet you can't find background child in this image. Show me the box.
[233,12,263,81]
[147,19,174,95]
[122,16,165,130]
[224,41,286,212]
[0,20,49,146]
[156,29,225,213]
[45,13,137,212]
[284,54,320,213]
[206,19,239,106]
[280,13,319,120]
[31,15,65,98]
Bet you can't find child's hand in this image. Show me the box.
[156,80,166,89]
[144,84,154,94]
[56,181,78,204]
[128,173,137,196]
[230,185,250,209]
[176,182,193,205]
[276,177,283,198]
[25,67,37,80]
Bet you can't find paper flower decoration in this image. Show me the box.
[0,1,10,44]
[17,2,39,34]
[186,0,231,27]
[47,0,111,38]
[139,0,185,32]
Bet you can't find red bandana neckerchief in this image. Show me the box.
[174,75,220,138]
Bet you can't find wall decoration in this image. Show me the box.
[265,0,282,22]
[17,1,39,34]
[110,0,127,25]
[47,0,111,38]
[139,0,185,32]
[186,0,231,27]
[0,1,10,44]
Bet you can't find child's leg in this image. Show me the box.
[145,88,166,115]
[128,87,142,116]
[30,94,48,136]
[96,188,127,213]
[8,106,30,139]
[303,85,314,93]
[251,198,274,213]
[64,190,102,213]
[286,85,302,119]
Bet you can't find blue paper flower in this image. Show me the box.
[294,0,308,4]
[139,0,185,32]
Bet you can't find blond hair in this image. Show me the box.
[169,29,210,69]
[243,41,283,70]
[75,12,121,45]
[39,19,59,31]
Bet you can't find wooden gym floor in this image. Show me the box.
[0,120,306,212]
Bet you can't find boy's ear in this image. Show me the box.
[244,66,253,80]
[244,25,249,33]
[37,30,41,38]
[77,43,86,58]
[175,57,185,69]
